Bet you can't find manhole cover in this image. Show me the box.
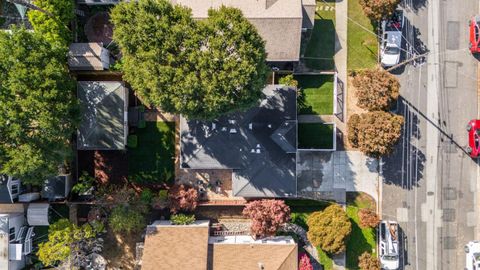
[442,209,456,222]
[443,188,457,200]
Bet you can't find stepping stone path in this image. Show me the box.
[281,223,323,270]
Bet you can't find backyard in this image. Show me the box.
[347,0,378,70]
[296,74,334,115]
[128,121,175,185]
[303,1,336,70]
[298,123,334,149]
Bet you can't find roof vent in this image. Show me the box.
[251,149,255,153]
[268,124,272,128]
[229,128,237,134]
[228,119,236,124]
[256,149,261,154]
[221,127,227,132]
[249,123,253,130]
[212,123,216,130]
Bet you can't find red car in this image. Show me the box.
[469,16,480,53]
[466,120,480,157]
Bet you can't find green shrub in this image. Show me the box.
[109,205,145,234]
[127,135,138,148]
[140,188,154,204]
[170,214,196,225]
[279,74,298,88]
[72,171,95,195]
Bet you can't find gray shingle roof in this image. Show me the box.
[180,85,297,197]
[77,81,128,150]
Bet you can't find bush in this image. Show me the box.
[358,252,380,270]
[168,184,198,214]
[140,188,154,204]
[170,213,196,225]
[109,205,145,234]
[358,208,380,228]
[127,135,138,148]
[279,74,299,88]
[347,111,404,157]
[352,67,400,111]
[152,190,169,209]
[359,0,400,21]
[299,253,314,270]
[72,171,95,195]
[307,204,352,254]
[242,199,290,238]
[27,0,75,48]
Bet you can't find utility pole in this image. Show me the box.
[386,52,428,71]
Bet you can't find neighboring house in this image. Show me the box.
[68,43,110,71]
[141,220,298,270]
[77,81,128,150]
[0,213,35,270]
[180,86,297,198]
[41,174,73,202]
[75,0,315,63]
[173,0,315,63]
[0,175,21,204]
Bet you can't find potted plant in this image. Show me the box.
[72,171,95,200]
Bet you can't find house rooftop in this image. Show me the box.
[180,85,297,198]
[68,43,108,71]
[77,81,128,150]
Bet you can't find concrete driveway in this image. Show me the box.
[297,151,379,203]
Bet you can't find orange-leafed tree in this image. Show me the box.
[168,184,198,214]
[242,199,291,238]
[358,208,380,228]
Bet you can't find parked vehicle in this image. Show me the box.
[379,220,400,270]
[469,16,480,53]
[466,120,480,158]
[465,241,480,270]
[380,10,404,67]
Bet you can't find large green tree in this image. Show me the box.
[27,0,74,48]
[0,28,78,184]
[111,0,269,119]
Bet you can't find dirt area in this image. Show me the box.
[195,205,246,222]
[344,75,368,150]
[103,225,142,270]
[77,150,128,186]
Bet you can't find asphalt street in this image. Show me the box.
[381,0,479,269]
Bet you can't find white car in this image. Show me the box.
[379,220,400,270]
[380,10,404,67]
[465,241,480,270]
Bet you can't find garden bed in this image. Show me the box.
[296,74,335,115]
[298,123,335,150]
[128,121,175,185]
[347,0,378,71]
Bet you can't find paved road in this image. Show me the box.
[382,0,479,269]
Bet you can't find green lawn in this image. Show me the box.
[346,193,377,269]
[298,123,334,149]
[128,121,175,184]
[347,0,378,71]
[303,1,336,70]
[296,75,334,115]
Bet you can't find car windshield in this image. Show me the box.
[385,47,400,55]
[382,255,398,261]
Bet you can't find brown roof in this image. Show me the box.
[210,243,298,270]
[141,220,210,270]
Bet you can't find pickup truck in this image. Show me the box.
[380,10,404,67]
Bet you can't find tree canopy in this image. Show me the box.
[352,67,400,111]
[111,0,269,120]
[0,28,78,185]
[359,0,400,21]
[242,199,290,238]
[347,111,404,157]
[27,0,75,48]
[307,204,351,254]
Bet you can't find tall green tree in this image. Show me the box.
[111,0,269,119]
[27,0,74,48]
[0,28,78,185]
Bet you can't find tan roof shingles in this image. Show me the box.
[142,223,210,270]
[210,243,298,270]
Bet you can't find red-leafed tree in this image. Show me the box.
[358,208,380,228]
[242,199,291,238]
[168,184,198,214]
[299,253,314,270]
